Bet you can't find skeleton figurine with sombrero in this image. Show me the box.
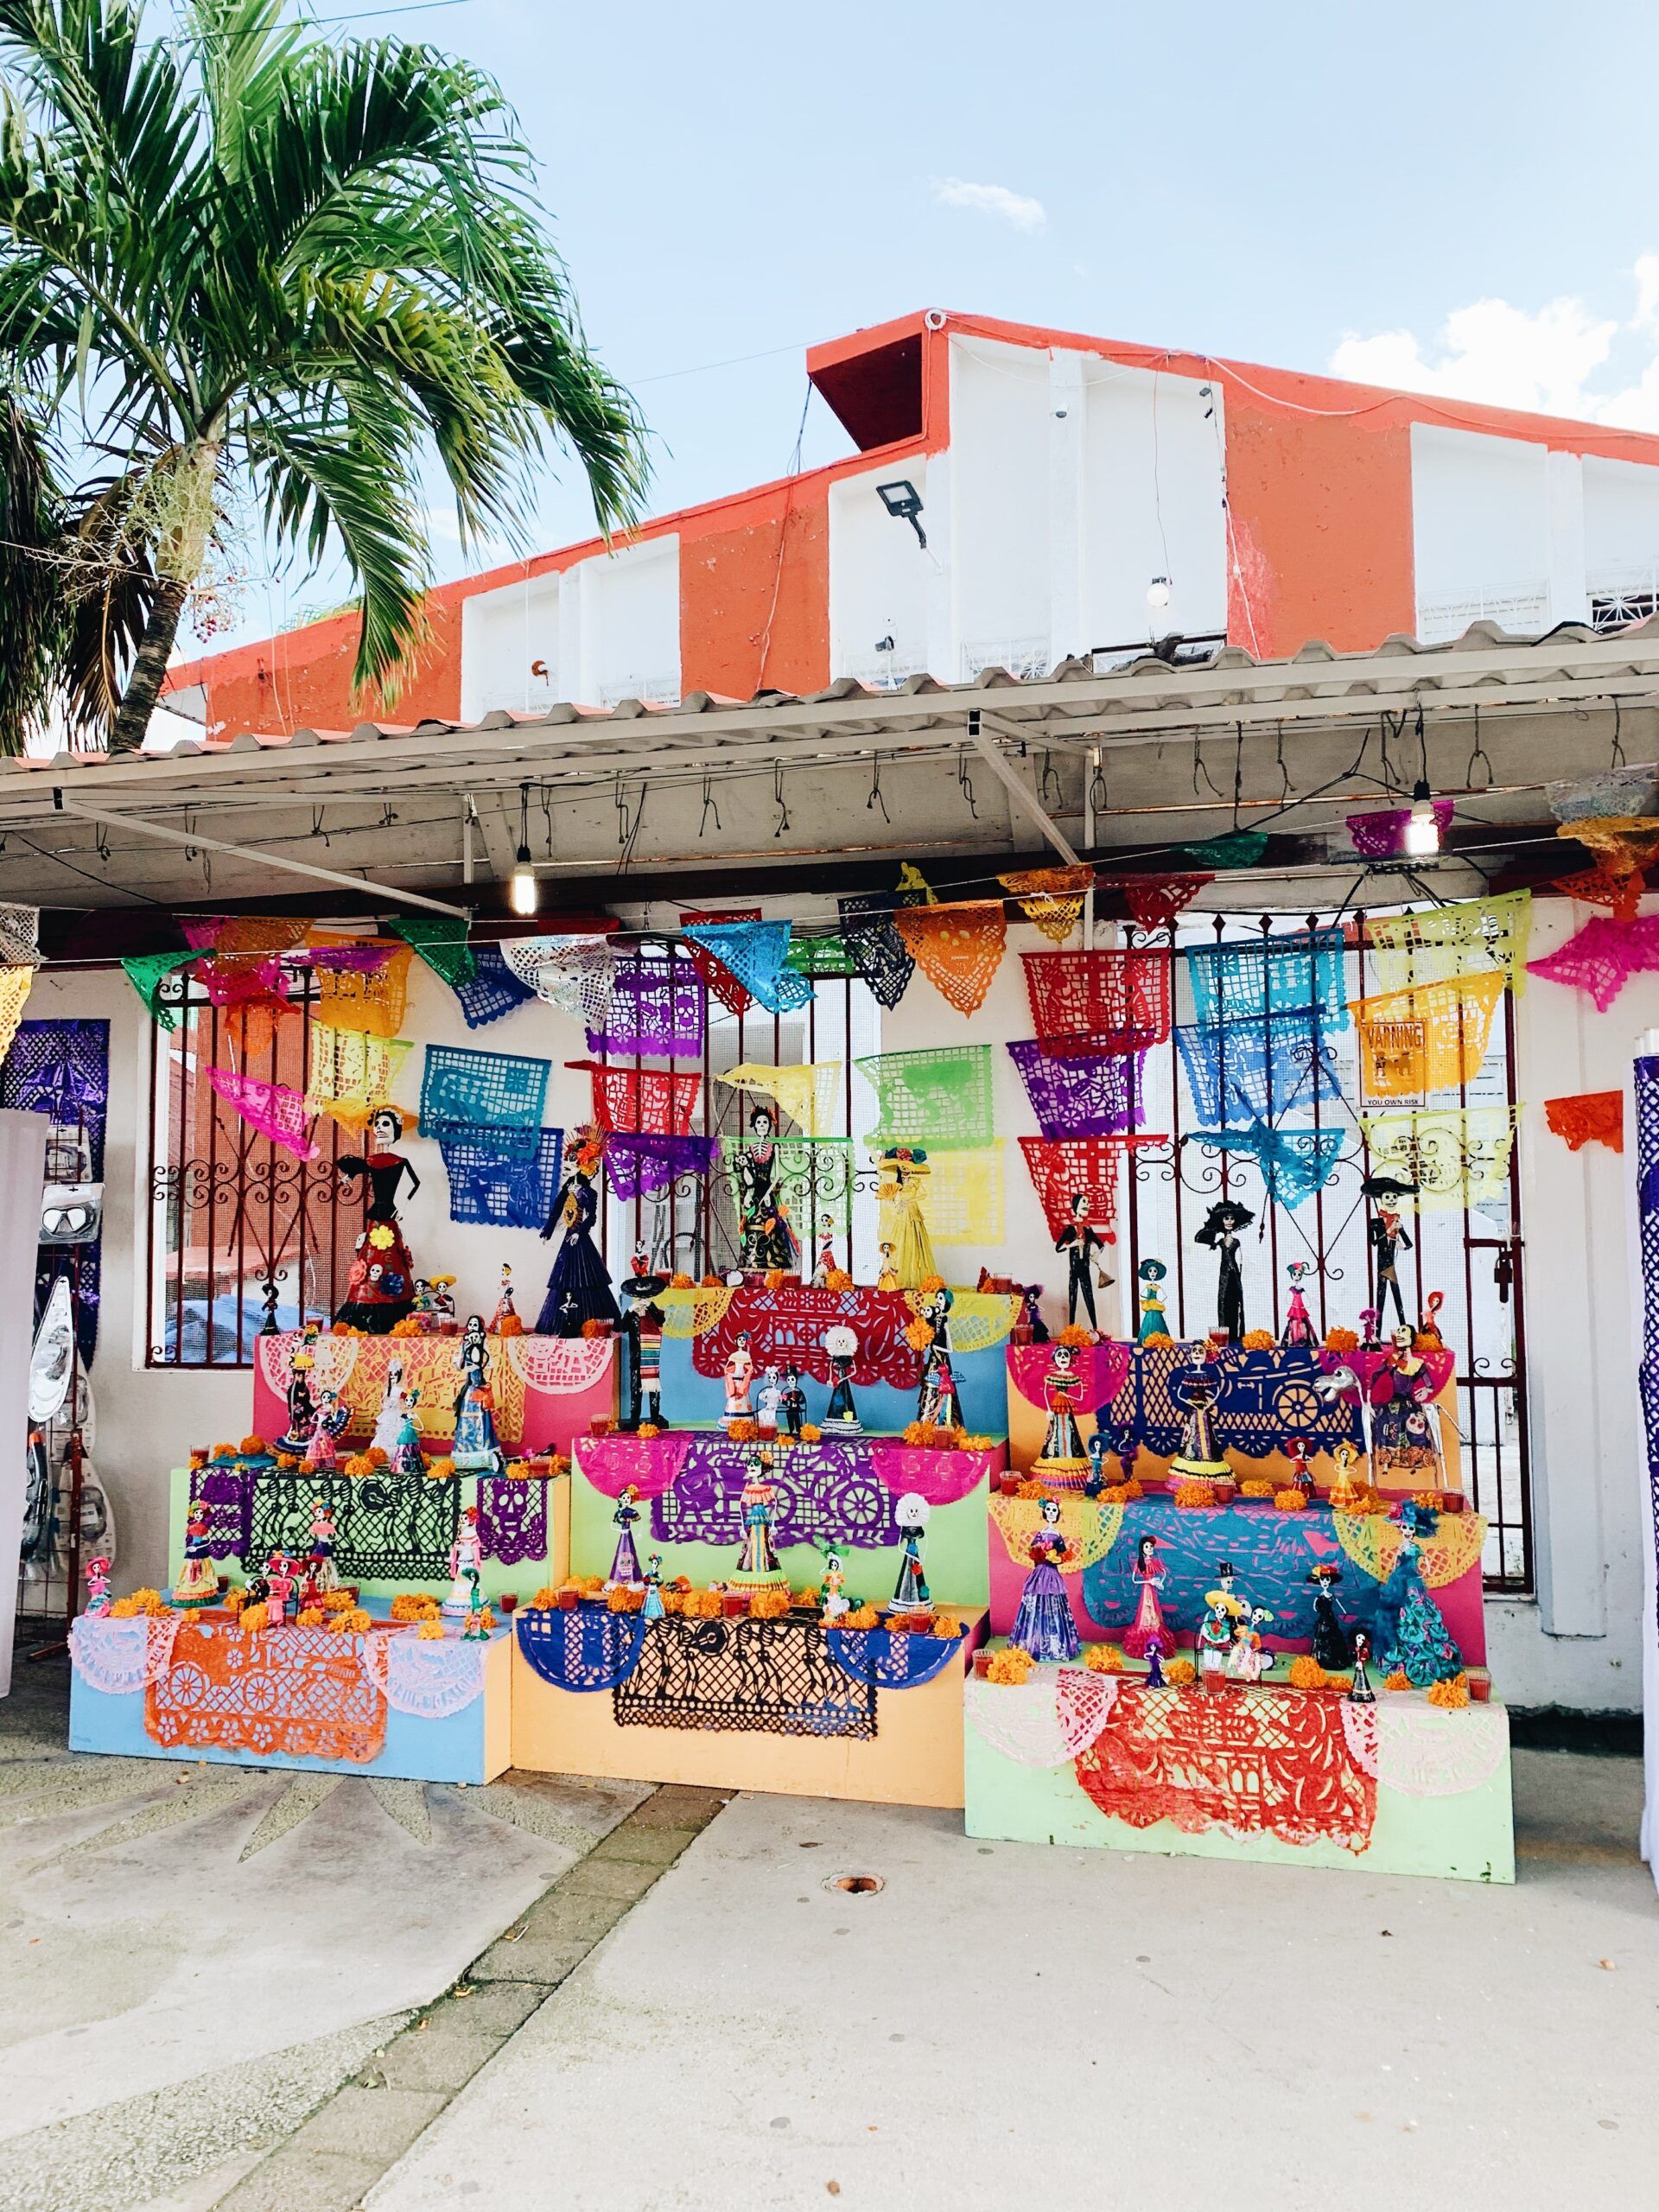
[1363,1173,1419,1331]
[620,1246,671,1431]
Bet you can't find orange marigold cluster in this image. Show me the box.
[1016,1478,1057,1502]
[606,1587,645,1613]
[1287,1655,1329,1689]
[326,1607,373,1634]
[1164,1656,1198,1687]
[210,1442,238,1460]
[824,1269,854,1293]
[1273,1489,1308,1513]
[919,1274,946,1295]
[1084,1643,1126,1674]
[670,1272,695,1289]
[985,1645,1035,1686]
[390,1316,424,1338]
[365,1447,389,1467]
[1427,1673,1471,1709]
[391,1593,441,1623]
[1054,1323,1094,1348]
[1239,1479,1275,1498]
[1240,1330,1276,1351]
[902,1420,965,1450]
[748,1588,791,1619]
[1173,1480,1220,1510]
[425,1458,456,1481]
[416,1620,446,1640]
[682,1589,727,1619]
[1323,1326,1359,1353]
[699,1274,722,1287]
[529,1587,560,1610]
[764,1269,789,1291]
[1100,1480,1145,1503]
[636,1425,661,1441]
[239,1434,266,1456]
[321,1588,356,1613]
[1141,1332,1174,1349]
[728,1419,759,1442]
[295,1606,325,1627]
[1384,1669,1413,1692]
[581,1318,609,1338]
[798,1423,822,1443]
[341,1453,378,1479]
[904,1318,936,1352]
[842,1603,881,1630]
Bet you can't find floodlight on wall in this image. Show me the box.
[1402,780,1443,856]
[876,479,927,550]
[509,781,539,916]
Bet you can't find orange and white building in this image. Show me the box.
[167,308,1659,735]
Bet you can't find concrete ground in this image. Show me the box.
[3,1659,1656,2212]
[0,1656,649,2212]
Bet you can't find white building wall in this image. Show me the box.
[576,536,682,707]
[828,462,933,688]
[948,339,1052,679]
[24,962,597,1597]
[1583,454,1659,607]
[458,569,562,721]
[26,904,1651,1713]
[1412,425,1560,639]
[1078,358,1228,650]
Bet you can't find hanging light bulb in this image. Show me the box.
[509,781,538,915]
[1402,779,1441,856]
[1147,575,1173,613]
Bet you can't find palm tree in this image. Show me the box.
[0,0,647,752]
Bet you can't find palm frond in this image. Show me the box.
[0,392,63,752]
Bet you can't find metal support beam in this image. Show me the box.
[56,798,473,918]
[969,711,1082,864]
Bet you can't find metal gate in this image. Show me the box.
[1121,911,1531,1591]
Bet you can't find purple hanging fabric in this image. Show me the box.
[1007,1039,1147,1138]
[651,1435,894,1549]
[477,1476,550,1566]
[198,1465,253,1559]
[603,1131,721,1199]
[588,960,705,1058]
[4,1019,111,1364]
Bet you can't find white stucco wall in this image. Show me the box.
[22,901,1651,1713]
[23,959,597,1597]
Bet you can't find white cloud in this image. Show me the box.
[931,176,1046,232]
[1329,259,1659,431]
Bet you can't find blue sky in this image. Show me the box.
[193,0,1659,646]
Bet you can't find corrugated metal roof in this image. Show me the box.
[10,620,1659,818]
